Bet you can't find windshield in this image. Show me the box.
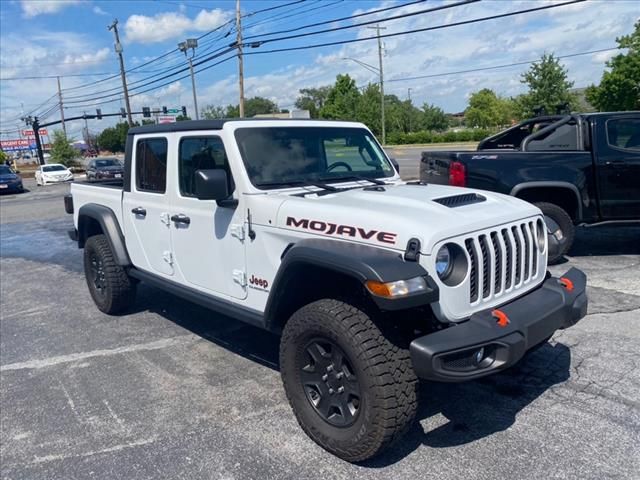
[0,166,13,175]
[42,165,66,172]
[234,127,394,189]
[95,159,121,167]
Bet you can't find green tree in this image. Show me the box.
[295,86,331,118]
[176,114,191,121]
[97,122,131,153]
[586,21,640,111]
[320,74,360,120]
[201,97,278,119]
[421,103,449,131]
[516,53,577,117]
[201,105,227,119]
[0,150,7,164]
[466,89,514,128]
[50,130,78,166]
[355,83,382,134]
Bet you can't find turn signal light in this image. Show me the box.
[365,277,427,298]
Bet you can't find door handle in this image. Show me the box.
[131,207,147,216]
[606,160,625,168]
[170,214,191,225]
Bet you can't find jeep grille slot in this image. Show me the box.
[464,219,540,306]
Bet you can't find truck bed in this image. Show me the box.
[70,181,124,230]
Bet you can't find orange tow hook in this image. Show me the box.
[492,309,510,328]
[559,277,574,292]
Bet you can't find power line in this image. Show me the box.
[1,72,117,81]
[386,46,620,83]
[243,0,427,41]
[243,0,586,55]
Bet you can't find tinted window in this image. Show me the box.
[0,166,12,175]
[607,118,640,151]
[178,136,231,197]
[135,138,167,193]
[234,127,393,188]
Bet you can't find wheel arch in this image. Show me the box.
[77,203,131,266]
[510,181,583,222]
[263,238,438,332]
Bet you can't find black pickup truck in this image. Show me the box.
[421,112,640,263]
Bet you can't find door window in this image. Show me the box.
[178,136,232,197]
[606,118,640,151]
[135,138,167,193]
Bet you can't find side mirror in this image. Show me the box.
[389,157,400,172]
[195,169,237,207]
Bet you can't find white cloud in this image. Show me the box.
[21,0,81,18]
[93,5,109,16]
[124,8,232,44]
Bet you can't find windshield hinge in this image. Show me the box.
[162,251,174,265]
[160,212,171,226]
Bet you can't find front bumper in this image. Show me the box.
[0,182,23,192]
[410,267,587,382]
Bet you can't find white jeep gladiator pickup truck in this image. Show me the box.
[65,119,588,462]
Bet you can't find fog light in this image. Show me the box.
[474,347,485,365]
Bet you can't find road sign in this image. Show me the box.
[167,109,181,114]
[157,115,177,124]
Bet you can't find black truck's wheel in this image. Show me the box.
[280,299,418,462]
[83,234,136,314]
[535,202,575,265]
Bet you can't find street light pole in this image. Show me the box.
[179,38,200,120]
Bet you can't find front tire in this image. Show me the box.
[535,202,575,264]
[83,234,136,314]
[280,299,418,462]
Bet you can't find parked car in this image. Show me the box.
[65,119,587,462]
[420,112,640,263]
[35,163,74,186]
[0,165,24,193]
[86,157,124,181]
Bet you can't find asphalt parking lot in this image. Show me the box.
[1,172,639,480]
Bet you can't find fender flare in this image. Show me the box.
[77,203,131,266]
[509,181,583,221]
[263,238,438,329]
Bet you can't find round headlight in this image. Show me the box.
[536,218,546,252]
[435,245,452,279]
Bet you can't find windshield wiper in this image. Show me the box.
[256,180,340,192]
[320,175,388,186]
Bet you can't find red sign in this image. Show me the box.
[1,139,30,148]
[157,115,176,124]
[21,129,48,137]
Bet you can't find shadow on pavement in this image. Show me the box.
[132,283,571,466]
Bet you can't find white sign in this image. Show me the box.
[157,115,176,124]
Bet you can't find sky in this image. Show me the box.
[0,0,638,141]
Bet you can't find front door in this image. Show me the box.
[122,136,174,276]
[169,134,247,299]
[596,116,640,219]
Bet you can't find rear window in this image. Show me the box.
[607,118,640,151]
[135,138,167,193]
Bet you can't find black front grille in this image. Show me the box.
[466,239,478,303]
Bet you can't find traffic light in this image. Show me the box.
[142,107,151,118]
[120,108,126,118]
[162,106,168,114]
[181,106,187,117]
[96,109,102,119]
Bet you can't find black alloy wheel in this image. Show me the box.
[299,338,361,427]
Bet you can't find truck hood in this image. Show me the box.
[276,183,542,254]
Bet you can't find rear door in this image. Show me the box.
[169,133,247,299]
[122,135,174,276]
[595,116,640,219]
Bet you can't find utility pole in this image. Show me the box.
[236,0,245,118]
[23,116,45,165]
[407,88,412,132]
[368,24,386,144]
[56,76,67,136]
[82,112,89,144]
[178,39,200,120]
[108,19,133,126]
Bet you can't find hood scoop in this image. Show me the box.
[433,193,486,208]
